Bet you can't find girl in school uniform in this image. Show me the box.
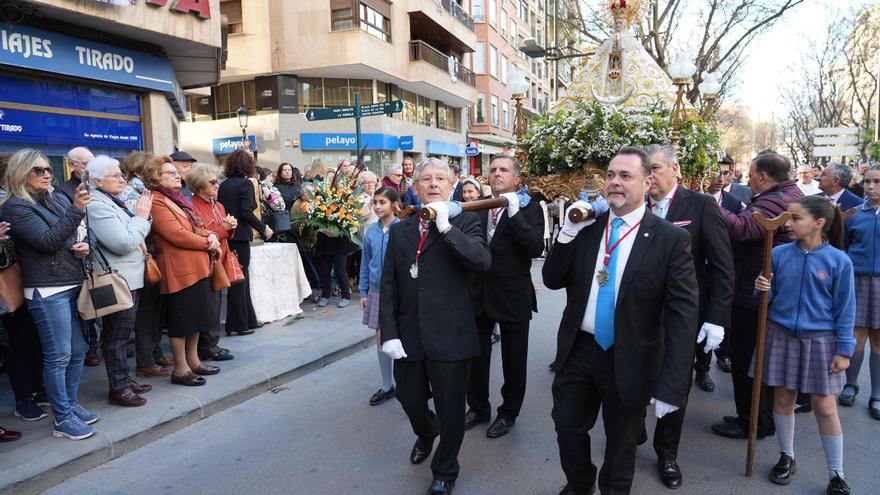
[839,164,880,420]
[359,187,400,406]
[755,195,855,495]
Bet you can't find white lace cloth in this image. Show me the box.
[249,243,312,323]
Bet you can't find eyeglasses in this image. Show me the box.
[719,170,731,176]
[103,173,125,181]
[391,173,403,178]
[161,170,181,177]
[209,179,219,185]
[418,176,448,185]
[30,166,53,177]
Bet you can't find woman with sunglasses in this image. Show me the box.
[1,148,98,440]
[84,156,154,407]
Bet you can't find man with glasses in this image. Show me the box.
[718,154,752,206]
[56,147,94,202]
[379,158,490,495]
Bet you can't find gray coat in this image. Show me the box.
[87,191,151,291]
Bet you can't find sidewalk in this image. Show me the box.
[0,296,370,494]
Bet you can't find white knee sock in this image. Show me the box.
[820,434,844,479]
[773,412,795,457]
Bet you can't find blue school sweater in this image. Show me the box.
[767,241,856,357]
[844,202,880,275]
[359,218,399,295]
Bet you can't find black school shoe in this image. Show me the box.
[369,386,395,406]
[827,474,852,495]
[769,453,796,485]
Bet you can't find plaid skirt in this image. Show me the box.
[362,287,380,330]
[751,321,844,396]
[854,275,880,329]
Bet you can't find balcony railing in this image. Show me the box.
[441,0,475,31]
[409,40,476,87]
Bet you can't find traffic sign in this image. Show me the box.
[465,145,480,156]
[360,100,405,117]
[305,107,356,121]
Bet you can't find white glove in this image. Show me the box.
[426,201,452,234]
[381,339,408,360]
[501,192,520,217]
[696,322,725,353]
[557,201,595,244]
[650,398,679,419]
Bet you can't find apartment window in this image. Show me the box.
[518,1,528,21]
[488,0,497,26]
[331,8,354,31]
[474,42,486,74]
[502,100,510,129]
[298,77,323,108]
[500,10,507,37]
[501,55,509,84]
[491,95,499,126]
[489,45,498,77]
[324,78,350,107]
[213,81,256,119]
[222,0,243,34]
[472,0,483,21]
[359,2,391,42]
[400,89,418,123]
[475,92,486,123]
[418,95,435,127]
[348,78,373,104]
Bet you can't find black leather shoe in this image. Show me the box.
[716,356,732,373]
[827,474,852,494]
[870,399,880,420]
[425,479,454,495]
[711,421,748,439]
[225,328,255,336]
[369,386,395,406]
[695,371,715,392]
[200,350,235,361]
[463,409,490,430]
[410,436,436,464]
[658,458,682,489]
[722,415,741,424]
[486,415,515,438]
[557,484,596,495]
[769,453,796,485]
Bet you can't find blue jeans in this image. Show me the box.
[26,287,88,421]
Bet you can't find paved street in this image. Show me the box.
[45,264,876,495]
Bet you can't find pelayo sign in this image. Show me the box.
[212,135,257,154]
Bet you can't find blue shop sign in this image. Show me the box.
[0,74,142,149]
[426,139,465,157]
[301,133,399,150]
[212,135,257,154]
[398,135,414,150]
[0,24,185,118]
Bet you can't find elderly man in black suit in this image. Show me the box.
[644,144,735,489]
[463,154,545,438]
[543,146,699,495]
[379,158,491,495]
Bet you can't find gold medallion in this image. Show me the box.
[597,267,609,287]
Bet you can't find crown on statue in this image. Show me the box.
[608,0,643,25]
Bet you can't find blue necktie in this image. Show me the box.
[595,218,624,350]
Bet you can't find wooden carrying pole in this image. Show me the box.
[419,197,509,221]
[746,210,791,477]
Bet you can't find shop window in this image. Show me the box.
[418,95,435,127]
[490,95,499,126]
[474,92,486,124]
[187,95,214,122]
[400,89,418,123]
[437,103,448,131]
[448,107,461,133]
[348,79,373,104]
[359,2,391,42]
[324,78,350,107]
[331,7,355,31]
[298,77,323,109]
[222,0,243,34]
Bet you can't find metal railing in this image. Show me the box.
[409,40,476,87]
[441,0,475,31]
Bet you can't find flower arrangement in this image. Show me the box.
[298,154,368,246]
[523,98,722,183]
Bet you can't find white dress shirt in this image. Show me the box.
[487,207,504,241]
[828,189,844,206]
[580,203,647,334]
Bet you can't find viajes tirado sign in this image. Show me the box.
[146,0,212,20]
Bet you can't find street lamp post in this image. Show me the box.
[508,68,531,166]
[236,105,250,151]
[698,72,722,123]
[667,52,697,151]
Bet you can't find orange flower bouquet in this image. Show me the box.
[302,157,367,245]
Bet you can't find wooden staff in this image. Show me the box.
[840,206,857,222]
[567,205,599,223]
[746,210,791,477]
[419,197,509,221]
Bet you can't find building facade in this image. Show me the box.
[0,0,222,174]
[180,0,478,177]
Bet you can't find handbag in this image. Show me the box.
[77,246,134,320]
[223,250,246,285]
[270,210,292,233]
[210,255,231,291]
[141,244,162,287]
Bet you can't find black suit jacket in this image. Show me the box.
[542,210,699,408]
[379,212,491,362]
[729,182,752,205]
[660,187,734,328]
[217,177,266,242]
[719,190,744,214]
[472,201,545,322]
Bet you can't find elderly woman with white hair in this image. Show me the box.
[381,163,404,192]
[85,156,154,407]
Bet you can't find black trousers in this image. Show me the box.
[729,304,774,433]
[317,253,350,299]
[134,283,167,368]
[227,240,258,331]
[197,291,223,355]
[102,291,140,392]
[467,316,530,418]
[552,332,645,495]
[1,307,44,401]
[394,357,469,482]
[653,346,701,460]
